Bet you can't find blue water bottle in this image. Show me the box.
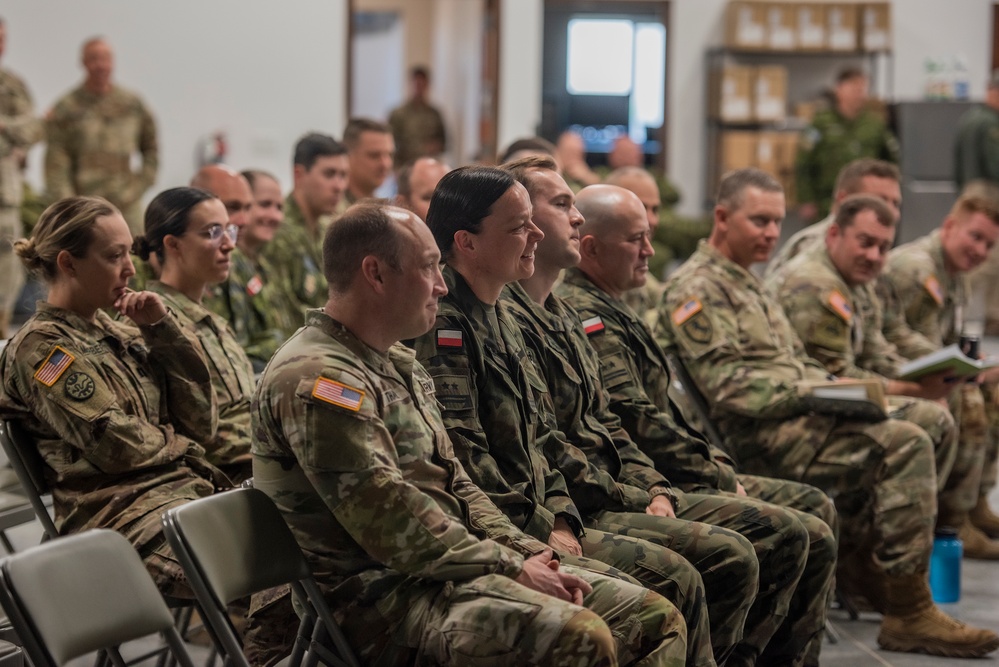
[929,528,962,603]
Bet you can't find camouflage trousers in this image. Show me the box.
[0,206,24,335]
[589,490,812,667]
[981,383,999,496]
[576,528,716,667]
[138,532,195,600]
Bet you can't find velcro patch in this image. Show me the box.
[923,275,944,306]
[672,298,703,326]
[34,346,75,387]
[436,329,463,348]
[581,316,604,335]
[827,290,853,322]
[312,377,365,411]
[246,275,263,296]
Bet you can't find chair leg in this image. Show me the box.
[824,619,840,644]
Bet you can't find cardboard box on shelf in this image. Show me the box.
[826,3,859,51]
[725,1,768,50]
[764,3,797,51]
[860,2,891,51]
[718,131,759,177]
[754,66,788,122]
[710,65,756,122]
[795,2,827,51]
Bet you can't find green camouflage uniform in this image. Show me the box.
[388,99,446,167]
[555,269,837,667]
[260,194,327,335]
[795,107,899,219]
[656,241,939,579]
[149,282,254,482]
[412,267,765,667]
[882,232,997,508]
[0,303,225,597]
[204,248,293,373]
[954,103,999,188]
[248,309,685,667]
[44,84,158,233]
[0,67,41,332]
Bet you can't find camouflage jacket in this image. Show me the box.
[0,303,219,548]
[252,310,544,623]
[410,266,583,541]
[261,194,328,334]
[767,242,908,380]
[501,281,668,515]
[44,84,158,211]
[558,267,739,492]
[0,67,42,207]
[388,99,446,167]
[795,107,899,218]
[882,231,965,347]
[765,214,833,279]
[204,248,292,373]
[149,282,254,474]
[954,103,999,188]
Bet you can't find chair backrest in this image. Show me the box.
[162,488,358,667]
[664,351,740,466]
[0,529,194,667]
[0,421,58,540]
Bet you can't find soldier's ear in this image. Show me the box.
[56,250,76,277]
[579,234,598,260]
[453,230,475,255]
[360,255,386,292]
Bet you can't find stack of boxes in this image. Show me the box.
[723,1,890,52]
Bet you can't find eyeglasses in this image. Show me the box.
[192,223,239,246]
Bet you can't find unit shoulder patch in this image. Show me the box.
[64,372,95,401]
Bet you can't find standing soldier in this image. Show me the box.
[388,66,447,168]
[45,38,158,234]
[0,17,42,337]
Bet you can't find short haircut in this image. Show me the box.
[950,189,999,225]
[343,118,392,150]
[499,136,556,164]
[716,168,783,210]
[501,155,558,197]
[240,169,279,191]
[323,203,404,293]
[411,65,430,80]
[15,196,117,281]
[605,166,655,187]
[833,194,897,230]
[835,158,900,194]
[836,66,867,85]
[135,187,217,262]
[425,166,516,259]
[293,133,346,170]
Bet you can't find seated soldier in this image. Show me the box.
[0,196,227,598]
[248,201,686,666]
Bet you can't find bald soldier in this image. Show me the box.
[656,168,998,659]
[249,201,686,667]
[394,157,449,222]
[45,38,158,233]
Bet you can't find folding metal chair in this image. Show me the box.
[0,529,196,667]
[162,488,358,667]
[0,420,57,540]
[664,351,738,465]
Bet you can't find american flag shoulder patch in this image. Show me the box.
[923,275,944,306]
[827,290,852,322]
[312,377,365,411]
[437,329,463,348]
[34,346,75,387]
[582,316,604,335]
[672,298,703,326]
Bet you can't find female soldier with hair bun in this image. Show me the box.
[136,186,254,482]
[0,195,224,598]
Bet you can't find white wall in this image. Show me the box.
[2,0,349,197]
[498,0,545,151]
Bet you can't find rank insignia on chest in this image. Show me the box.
[312,377,365,411]
[827,290,852,322]
[436,329,463,348]
[923,275,944,306]
[34,346,75,387]
[246,275,263,296]
[672,298,703,325]
[582,316,604,335]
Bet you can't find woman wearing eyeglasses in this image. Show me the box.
[135,186,254,482]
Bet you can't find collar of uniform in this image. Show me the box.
[303,308,396,373]
[559,266,637,324]
[697,240,764,293]
[282,192,308,232]
[502,281,567,334]
[32,302,126,348]
[442,264,497,321]
[149,281,219,330]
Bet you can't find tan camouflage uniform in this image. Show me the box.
[388,99,446,167]
[0,67,41,334]
[44,84,157,233]
[149,282,254,482]
[656,241,940,581]
[765,214,834,279]
[555,269,837,667]
[248,309,686,667]
[0,303,225,597]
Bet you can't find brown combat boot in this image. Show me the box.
[878,572,999,658]
[958,520,999,559]
[969,495,999,539]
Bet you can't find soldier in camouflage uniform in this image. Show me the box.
[412,166,773,667]
[394,157,449,223]
[502,158,835,667]
[882,190,999,549]
[134,187,253,483]
[657,168,999,659]
[248,202,686,667]
[795,68,899,223]
[263,134,348,335]
[388,66,446,168]
[0,196,228,598]
[45,39,157,234]
[343,118,395,202]
[0,19,42,337]
[767,196,996,563]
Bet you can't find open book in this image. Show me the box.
[897,344,999,381]
[798,378,888,422]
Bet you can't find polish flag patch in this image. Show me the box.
[437,329,463,348]
[582,316,605,335]
[246,275,263,296]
